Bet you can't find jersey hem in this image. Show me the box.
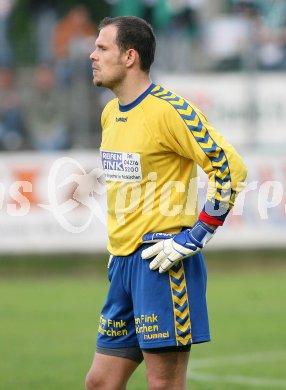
[192,335,211,344]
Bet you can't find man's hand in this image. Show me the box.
[141,221,216,273]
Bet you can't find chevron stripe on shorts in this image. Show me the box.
[169,261,192,346]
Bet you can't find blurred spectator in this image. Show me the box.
[255,0,286,70]
[169,0,203,34]
[152,0,170,31]
[234,1,262,70]
[157,0,204,72]
[142,0,157,24]
[23,65,70,151]
[203,1,258,70]
[53,5,97,86]
[29,0,58,64]
[0,0,16,67]
[111,0,143,17]
[0,67,25,150]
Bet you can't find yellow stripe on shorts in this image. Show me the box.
[169,261,192,346]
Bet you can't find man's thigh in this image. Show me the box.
[86,352,139,390]
[143,349,190,390]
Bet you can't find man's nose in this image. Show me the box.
[90,50,97,61]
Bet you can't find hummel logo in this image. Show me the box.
[116,117,128,122]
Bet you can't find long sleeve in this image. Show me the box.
[151,87,248,225]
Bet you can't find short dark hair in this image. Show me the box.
[99,16,156,73]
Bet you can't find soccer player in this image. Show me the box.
[86,16,247,390]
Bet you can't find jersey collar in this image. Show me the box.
[118,83,156,112]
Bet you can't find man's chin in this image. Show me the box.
[93,78,103,87]
[93,77,113,89]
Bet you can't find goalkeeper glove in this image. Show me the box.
[141,220,216,273]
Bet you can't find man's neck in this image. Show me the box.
[113,74,152,106]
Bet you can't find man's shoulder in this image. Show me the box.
[149,85,188,110]
[148,85,191,117]
[103,97,118,113]
[149,85,207,122]
[102,98,118,122]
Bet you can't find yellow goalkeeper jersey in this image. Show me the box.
[100,83,247,256]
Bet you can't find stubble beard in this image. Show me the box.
[93,58,125,90]
[94,75,122,91]
[92,73,102,87]
[94,79,103,87]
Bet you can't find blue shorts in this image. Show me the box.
[97,245,210,350]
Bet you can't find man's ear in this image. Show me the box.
[125,49,137,68]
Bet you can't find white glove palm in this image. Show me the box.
[141,221,215,273]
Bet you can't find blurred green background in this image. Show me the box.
[1,251,286,390]
[9,0,109,65]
